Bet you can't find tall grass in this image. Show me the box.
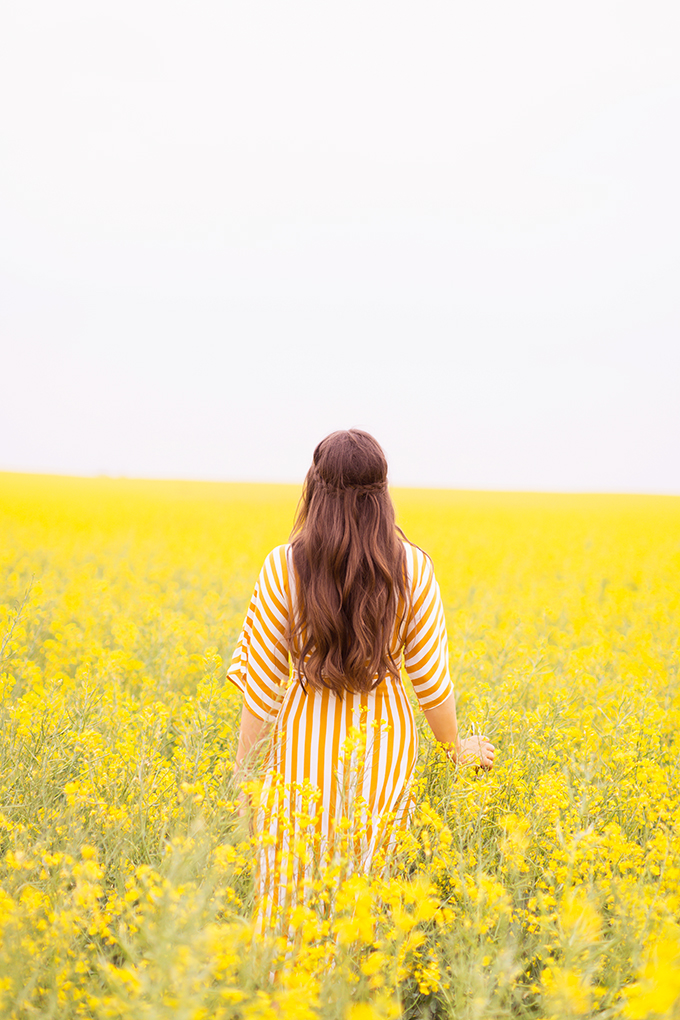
[1,474,679,1018]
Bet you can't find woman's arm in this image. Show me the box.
[423,692,495,769]
[234,705,272,821]
[235,704,272,769]
[402,549,494,769]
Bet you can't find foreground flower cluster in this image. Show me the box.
[1,473,679,1019]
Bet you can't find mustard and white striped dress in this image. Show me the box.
[227,541,454,918]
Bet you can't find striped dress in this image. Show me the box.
[227,542,454,922]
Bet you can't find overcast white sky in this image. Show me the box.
[1,0,679,491]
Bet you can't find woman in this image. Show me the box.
[227,429,494,924]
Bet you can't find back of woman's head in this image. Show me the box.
[290,429,408,694]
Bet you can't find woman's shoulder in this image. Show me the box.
[260,544,291,577]
[401,540,435,591]
[252,546,293,612]
[254,544,290,591]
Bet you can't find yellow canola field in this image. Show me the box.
[1,472,679,1020]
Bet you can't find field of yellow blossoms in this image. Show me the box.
[1,471,679,1020]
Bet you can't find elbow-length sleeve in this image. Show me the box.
[402,546,455,711]
[226,545,291,724]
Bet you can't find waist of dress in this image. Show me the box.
[288,669,404,693]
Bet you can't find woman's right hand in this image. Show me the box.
[458,734,495,770]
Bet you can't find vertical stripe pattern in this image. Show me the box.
[227,542,454,924]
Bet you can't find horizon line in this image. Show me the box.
[1,467,679,500]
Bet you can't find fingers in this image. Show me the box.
[459,735,495,770]
[479,737,495,769]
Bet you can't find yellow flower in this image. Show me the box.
[623,935,680,1018]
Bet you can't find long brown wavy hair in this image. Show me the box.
[290,429,409,695]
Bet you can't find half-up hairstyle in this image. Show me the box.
[290,429,409,695]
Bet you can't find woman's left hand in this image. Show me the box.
[458,734,495,770]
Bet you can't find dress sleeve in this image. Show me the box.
[402,546,455,711]
[226,545,291,724]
